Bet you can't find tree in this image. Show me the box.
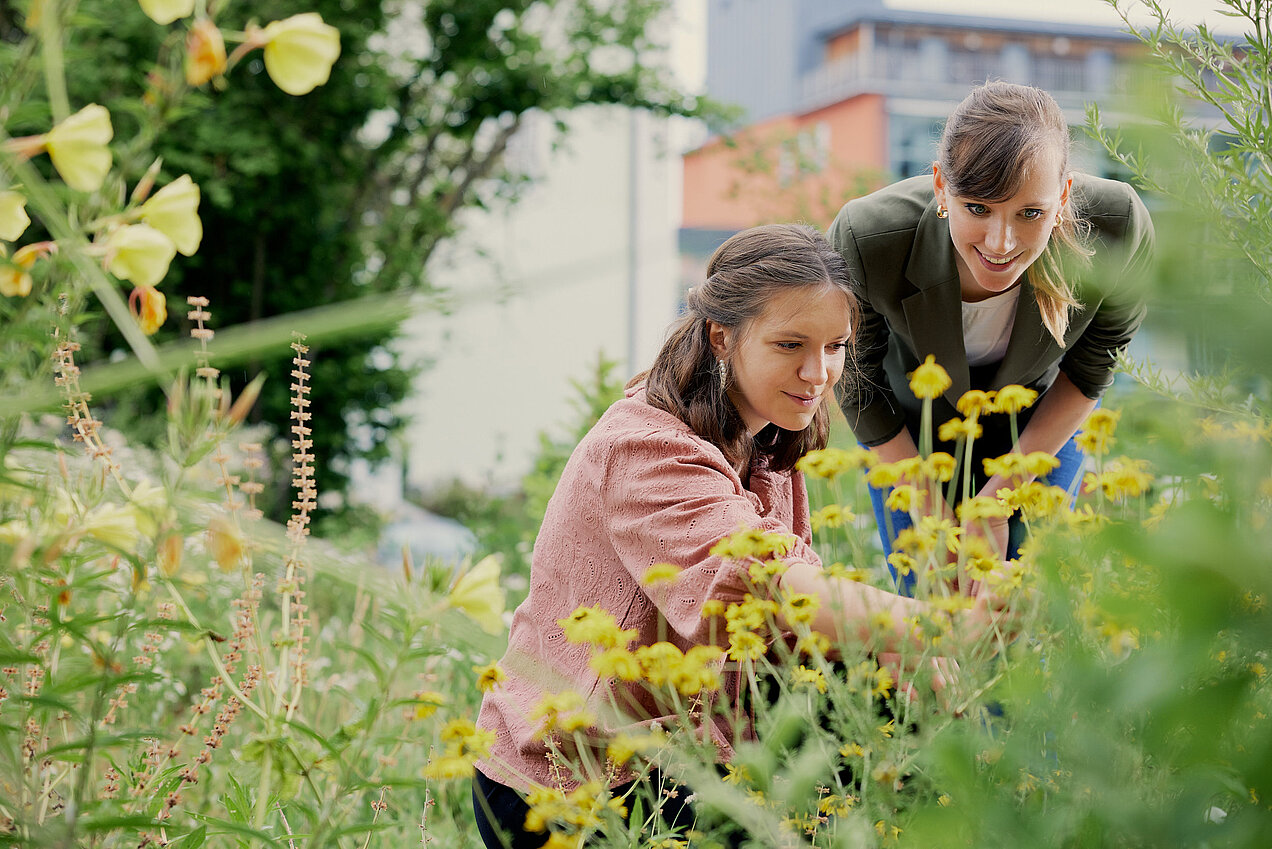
[1,0,713,515]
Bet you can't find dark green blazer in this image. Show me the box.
[828,173,1154,452]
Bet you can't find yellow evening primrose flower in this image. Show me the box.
[992,384,1038,414]
[938,416,982,443]
[0,245,31,298]
[157,533,183,577]
[130,285,167,335]
[448,554,506,634]
[185,18,227,86]
[0,190,30,241]
[956,389,996,417]
[44,104,113,193]
[206,515,245,570]
[908,354,952,400]
[474,661,506,692]
[260,13,342,96]
[82,502,141,551]
[137,175,202,256]
[106,224,176,288]
[138,0,193,25]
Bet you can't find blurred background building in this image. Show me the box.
[376,0,1223,508]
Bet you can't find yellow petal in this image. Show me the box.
[130,285,168,335]
[138,175,202,256]
[447,554,506,634]
[106,224,176,288]
[83,503,141,551]
[206,515,245,570]
[44,104,114,193]
[0,190,31,241]
[137,0,194,25]
[0,246,32,297]
[185,18,227,86]
[261,13,341,96]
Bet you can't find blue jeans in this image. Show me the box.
[866,435,1086,596]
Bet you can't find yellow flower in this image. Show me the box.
[700,599,725,618]
[0,190,30,241]
[797,447,874,479]
[448,554,506,634]
[925,451,957,482]
[0,244,32,297]
[260,13,342,96]
[792,665,827,693]
[137,174,202,256]
[908,354,952,400]
[956,389,997,417]
[641,562,681,587]
[722,762,752,785]
[44,104,113,193]
[206,515,245,570]
[886,551,916,576]
[796,631,831,656]
[956,495,1013,522]
[885,484,925,513]
[810,503,852,532]
[138,0,193,25]
[781,592,819,625]
[412,690,446,719]
[938,416,982,443]
[866,461,904,489]
[157,533,184,577]
[590,647,643,681]
[185,18,227,86]
[726,629,767,661]
[992,384,1038,414]
[83,503,141,550]
[558,605,634,649]
[1076,409,1121,456]
[130,285,167,335]
[474,661,505,692]
[106,224,176,288]
[710,527,796,561]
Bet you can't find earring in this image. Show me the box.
[1054,211,1063,226]
[718,359,727,384]
[936,205,948,219]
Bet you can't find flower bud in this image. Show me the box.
[129,285,168,335]
[185,18,227,86]
[106,223,176,288]
[206,515,245,570]
[0,190,30,241]
[138,175,202,256]
[44,104,114,193]
[138,0,194,25]
[0,243,47,297]
[260,13,341,96]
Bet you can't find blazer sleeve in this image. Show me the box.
[828,204,908,446]
[600,428,820,645]
[1059,181,1155,399]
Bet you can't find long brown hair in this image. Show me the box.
[631,223,858,473]
[938,81,1094,344]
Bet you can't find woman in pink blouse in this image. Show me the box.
[472,224,996,847]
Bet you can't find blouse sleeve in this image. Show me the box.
[600,427,820,645]
[828,204,908,446]
[1059,182,1155,399]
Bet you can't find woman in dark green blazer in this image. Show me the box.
[828,81,1154,588]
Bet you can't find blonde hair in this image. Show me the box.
[938,81,1093,345]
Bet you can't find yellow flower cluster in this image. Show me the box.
[796,446,875,479]
[530,691,596,735]
[1083,458,1154,501]
[1076,409,1121,457]
[422,718,496,780]
[996,481,1071,521]
[524,781,627,837]
[559,605,636,650]
[983,451,1061,480]
[810,503,853,532]
[709,527,796,561]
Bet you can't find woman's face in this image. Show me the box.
[709,285,853,436]
[933,148,1072,302]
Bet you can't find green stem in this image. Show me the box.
[164,582,269,721]
[254,745,275,829]
[39,0,72,122]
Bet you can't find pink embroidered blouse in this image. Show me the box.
[475,390,820,792]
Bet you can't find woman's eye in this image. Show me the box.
[776,342,801,351]
[828,342,848,352]
[964,203,988,216]
[1022,208,1045,221]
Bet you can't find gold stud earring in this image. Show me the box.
[1054,211,1063,226]
[936,205,948,219]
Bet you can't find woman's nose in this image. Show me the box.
[984,216,1016,255]
[800,353,830,386]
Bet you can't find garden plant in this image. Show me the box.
[2,0,1272,847]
